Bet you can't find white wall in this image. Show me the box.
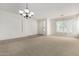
[46,18,56,35]
[37,18,56,36]
[46,18,51,35]
[50,19,56,35]
[76,16,79,36]
[0,10,37,40]
[37,20,43,34]
[23,19,37,35]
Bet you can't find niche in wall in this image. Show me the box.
[37,20,47,35]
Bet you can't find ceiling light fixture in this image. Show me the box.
[19,3,34,19]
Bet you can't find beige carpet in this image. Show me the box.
[0,35,79,56]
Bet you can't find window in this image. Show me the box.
[56,21,64,32]
[56,19,73,33]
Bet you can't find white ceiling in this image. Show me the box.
[0,3,79,19]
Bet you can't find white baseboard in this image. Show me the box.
[0,33,38,40]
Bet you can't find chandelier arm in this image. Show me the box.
[19,3,34,19]
[26,3,28,9]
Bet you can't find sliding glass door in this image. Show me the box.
[56,18,77,36]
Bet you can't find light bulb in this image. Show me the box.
[28,14,32,17]
[24,9,29,13]
[19,10,24,14]
[30,12,34,16]
[23,13,26,16]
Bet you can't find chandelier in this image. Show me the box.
[19,3,34,19]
